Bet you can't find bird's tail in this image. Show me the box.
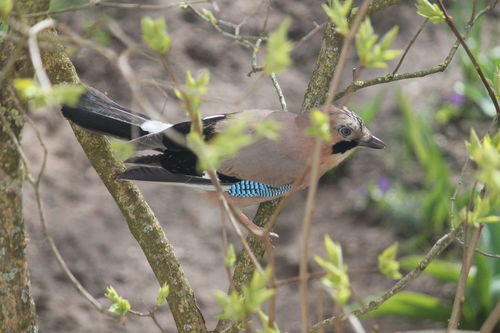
[61,87,170,140]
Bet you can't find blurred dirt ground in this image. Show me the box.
[20,0,492,332]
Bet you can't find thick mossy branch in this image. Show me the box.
[216,1,408,332]
[0,1,54,332]
[38,29,207,333]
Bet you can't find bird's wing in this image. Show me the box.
[217,111,315,186]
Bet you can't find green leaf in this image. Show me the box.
[0,0,12,16]
[416,0,446,24]
[187,116,254,171]
[141,16,171,54]
[156,283,170,306]
[105,285,130,316]
[322,0,352,36]
[202,8,217,24]
[253,118,283,141]
[365,291,451,322]
[305,109,332,142]
[257,310,281,333]
[109,140,136,162]
[399,255,464,283]
[225,243,236,267]
[314,235,350,305]
[355,19,401,68]
[215,269,274,320]
[14,79,85,108]
[264,19,293,75]
[175,70,210,123]
[378,242,402,280]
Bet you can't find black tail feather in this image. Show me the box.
[61,87,150,140]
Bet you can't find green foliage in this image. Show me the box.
[415,0,445,24]
[14,79,85,108]
[322,0,352,36]
[399,255,464,283]
[264,19,293,75]
[378,243,402,280]
[371,223,500,329]
[225,243,236,267]
[305,109,332,142]
[141,17,171,54]
[186,114,281,172]
[0,0,12,17]
[451,5,500,119]
[492,67,500,98]
[314,235,350,305]
[256,311,281,333]
[466,129,500,195]
[355,19,401,68]
[398,93,452,236]
[174,70,210,126]
[253,118,283,141]
[367,291,452,321]
[156,283,170,307]
[214,269,274,320]
[109,140,135,162]
[187,116,254,171]
[202,8,217,24]
[105,286,130,316]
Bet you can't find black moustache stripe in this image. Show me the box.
[332,140,358,154]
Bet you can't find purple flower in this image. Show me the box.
[377,177,391,193]
[447,92,465,106]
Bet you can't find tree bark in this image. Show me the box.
[39,16,208,333]
[215,0,408,332]
[0,2,50,332]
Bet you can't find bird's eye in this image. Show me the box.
[338,126,352,137]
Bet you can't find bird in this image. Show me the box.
[62,87,385,236]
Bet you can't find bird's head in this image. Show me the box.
[324,105,385,155]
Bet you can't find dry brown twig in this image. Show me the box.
[299,1,373,331]
[437,0,500,117]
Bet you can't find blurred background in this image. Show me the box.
[21,0,499,332]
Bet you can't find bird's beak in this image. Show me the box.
[358,135,385,149]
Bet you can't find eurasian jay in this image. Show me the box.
[62,88,385,234]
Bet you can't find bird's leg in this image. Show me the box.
[238,212,279,240]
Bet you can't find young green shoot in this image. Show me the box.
[355,18,401,69]
[322,0,352,36]
[378,243,403,280]
[105,286,131,316]
[416,0,446,24]
[314,235,351,306]
[141,16,171,54]
[264,19,293,75]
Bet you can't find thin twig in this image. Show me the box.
[334,0,498,101]
[454,236,500,259]
[28,19,54,89]
[293,23,325,52]
[448,224,484,330]
[24,0,209,17]
[299,139,322,333]
[300,1,372,331]
[480,301,500,333]
[271,73,287,111]
[392,18,428,74]
[324,0,372,106]
[0,111,114,318]
[309,227,461,333]
[436,0,500,117]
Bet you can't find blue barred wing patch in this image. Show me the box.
[228,180,291,198]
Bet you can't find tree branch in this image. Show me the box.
[35,26,207,333]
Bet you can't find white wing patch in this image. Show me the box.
[140,120,172,133]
